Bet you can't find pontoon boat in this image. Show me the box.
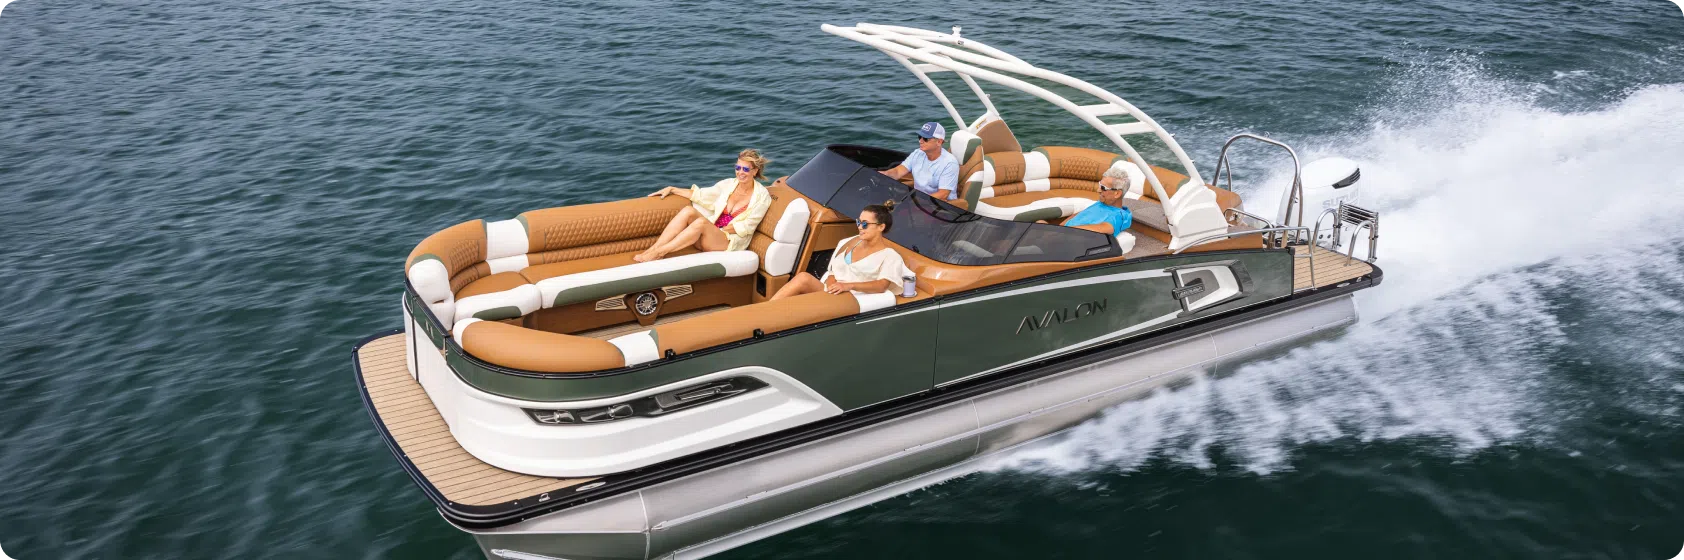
[352,23,1383,560]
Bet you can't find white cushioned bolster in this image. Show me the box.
[948,129,981,162]
[408,259,452,303]
[608,331,661,367]
[1058,198,1098,216]
[852,291,897,313]
[485,219,530,260]
[971,197,1094,222]
[763,241,799,276]
[771,198,810,243]
[454,283,542,323]
[427,294,456,331]
[716,250,760,276]
[1023,151,1050,181]
[535,251,761,308]
[486,254,529,274]
[1024,178,1051,192]
[451,317,483,345]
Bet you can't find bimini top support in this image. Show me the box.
[821,23,1207,206]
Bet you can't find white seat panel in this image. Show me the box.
[535,251,760,309]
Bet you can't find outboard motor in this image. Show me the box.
[1291,157,1376,260]
[1280,157,1361,225]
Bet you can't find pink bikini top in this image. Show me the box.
[714,210,736,229]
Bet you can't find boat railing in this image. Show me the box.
[1225,207,1279,230]
[1171,225,1312,254]
[1211,133,1305,228]
[1172,225,1327,289]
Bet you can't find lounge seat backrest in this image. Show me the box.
[514,197,690,268]
[976,118,1023,155]
[963,146,1138,203]
[948,128,985,185]
[748,184,812,276]
[407,220,490,328]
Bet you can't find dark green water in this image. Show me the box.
[2,1,1683,558]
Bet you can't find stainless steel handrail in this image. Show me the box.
[1171,225,1318,289]
[1171,226,1312,254]
[1224,207,1285,244]
[1224,207,1275,228]
[1211,134,1305,228]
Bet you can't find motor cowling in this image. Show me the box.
[1279,157,1361,225]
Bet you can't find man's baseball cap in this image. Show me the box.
[917,121,946,140]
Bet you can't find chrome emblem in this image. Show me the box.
[634,292,659,316]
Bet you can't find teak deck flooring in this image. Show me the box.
[358,334,594,506]
[1292,245,1375,291]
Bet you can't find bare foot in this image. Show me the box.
[632,251,658,263]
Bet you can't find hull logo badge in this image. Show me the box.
[1016,299,1107,334]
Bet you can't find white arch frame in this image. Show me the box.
[822,23,1207,208]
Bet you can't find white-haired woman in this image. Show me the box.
[636,149,773,262]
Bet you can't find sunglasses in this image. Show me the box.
[856,220,881,229]
[734,164,754,173]
[916,136,938,143]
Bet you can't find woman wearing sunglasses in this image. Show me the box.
[636,149,774,263]
[771,201,914,300]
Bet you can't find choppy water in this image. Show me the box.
[2,1,1682,558]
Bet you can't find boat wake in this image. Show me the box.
[990,64,1684,476]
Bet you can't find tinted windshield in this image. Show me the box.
[786,145,1120,266]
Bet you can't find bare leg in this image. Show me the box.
[771,272,823,300]
[644,218,708,261]
[636,207,701,262]
[693,221,731,252]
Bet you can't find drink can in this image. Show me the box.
[902,273,917,298]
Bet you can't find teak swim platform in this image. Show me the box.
[353,23,1384,559]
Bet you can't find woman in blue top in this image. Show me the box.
[1060,164,1135,235]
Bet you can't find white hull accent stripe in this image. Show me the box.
[944,309,1184,386]
[856,304,935,324]
[858,267,1168,324]
[944,268,1169,309]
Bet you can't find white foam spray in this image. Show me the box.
[991,63,1684,476]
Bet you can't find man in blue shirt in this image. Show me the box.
[882,121,960,200]
[1061,165,1135,235]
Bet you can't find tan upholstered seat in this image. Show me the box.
[532,251,761,310]
[453,272,542,323]
[519,249,694,285]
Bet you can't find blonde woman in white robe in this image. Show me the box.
[771,202,914,299]
[636,148,772,262]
